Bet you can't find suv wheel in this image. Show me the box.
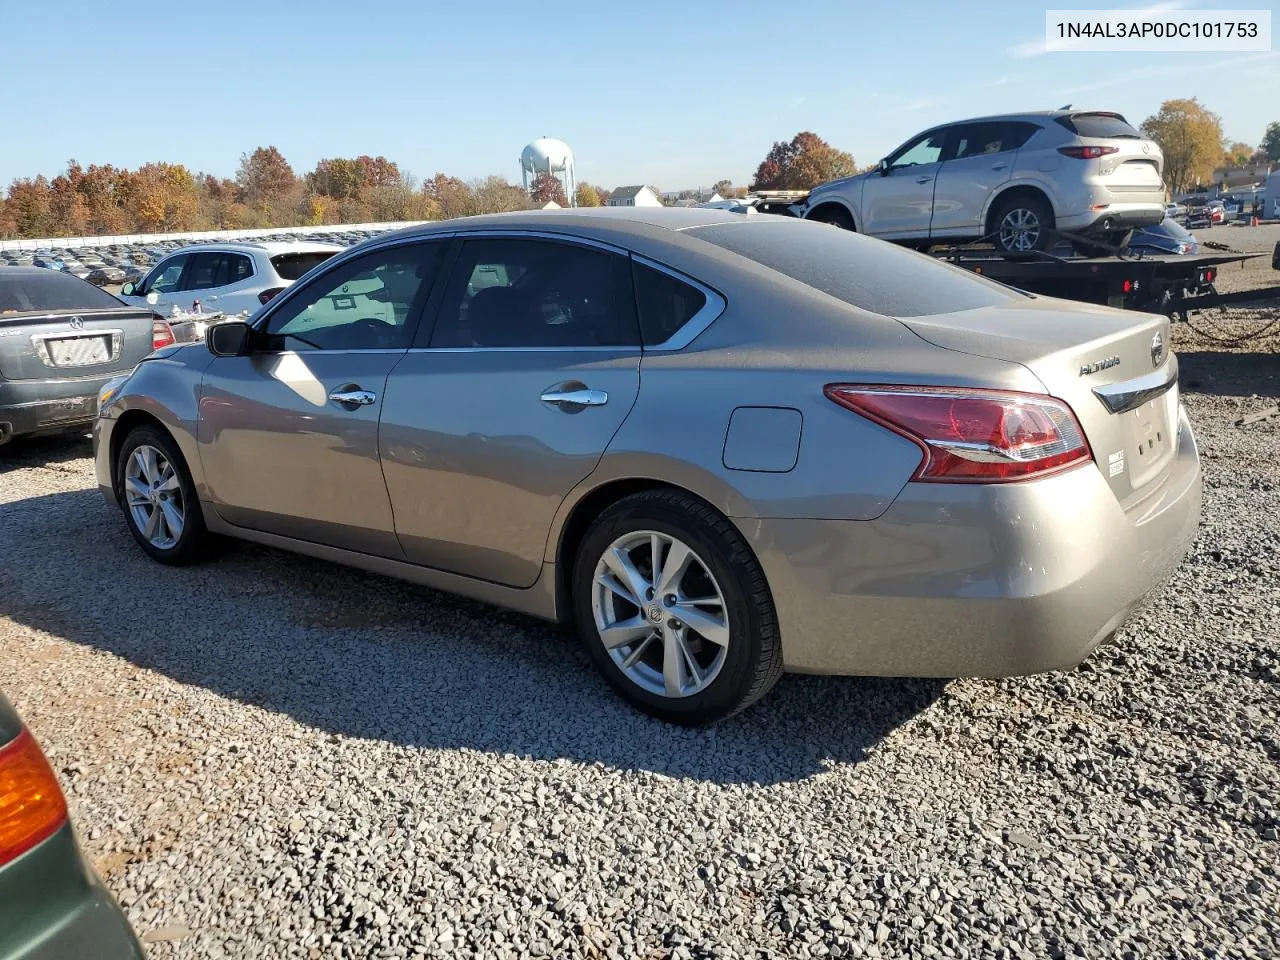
[993,196,1054,253]
[572,490,783,725]
[808,205,855,230]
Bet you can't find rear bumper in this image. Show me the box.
[742,405,1201,676]
[0,376,113,441]
[1058,201,1166,233]
[0,824,143,960]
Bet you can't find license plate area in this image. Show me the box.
[31,329,122,368]
[1125,387,1177,489]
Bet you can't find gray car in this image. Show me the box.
[0,693,144,959]
[800,110,1166,254]
[0,269,172,448]
[93,209,1201,724]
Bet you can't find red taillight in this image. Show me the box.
[258,287,285,305]
[1058,145,1120,160]
[1205,268,1216,283]
[1122,279,1134,293]
[825,385,1092,483]
[0,729,69,867]
[152,318,175,350]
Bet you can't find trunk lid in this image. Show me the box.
[899,300,1179,508]
[0,308,157,381]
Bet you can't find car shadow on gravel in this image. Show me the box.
[1179,350,1280,398]
[0,432,93,471]
[2,488,944,786]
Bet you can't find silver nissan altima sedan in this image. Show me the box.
[93,208,1201,724]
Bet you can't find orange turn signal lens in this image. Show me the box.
[0,729,69,867]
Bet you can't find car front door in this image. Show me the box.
[929,122,1031,238]
[127,253,190,315]
[379,235,642,588]
[859,129,948,238]
[197,241,446,556]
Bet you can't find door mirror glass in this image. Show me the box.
[145,291,160,305]
[120,281,136,296]
[207,320,252,357]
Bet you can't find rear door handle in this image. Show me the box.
[915,176,933,184]
[540,387,608,408]
[328,388,377,407]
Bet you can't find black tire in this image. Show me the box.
[116,424,209,566]
[808,205,855,230]
[571,489,783,725]
[992,194,1055,253]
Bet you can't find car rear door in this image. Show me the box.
[859,129,947,238]
[197,241,446,557]
[930,121,1030,238]
[379,234,642,588]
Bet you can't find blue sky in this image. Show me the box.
[3,0,1276,191]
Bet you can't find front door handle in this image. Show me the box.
[540,387,608,409]
[915,176,933,184]
[991,162,1008,170]
[328,388,377,407]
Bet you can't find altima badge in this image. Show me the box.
[1079,355,1120,376]
[1150,331,1165,368]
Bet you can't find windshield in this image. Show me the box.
[0,271,124,314]
[689,219,1025,317]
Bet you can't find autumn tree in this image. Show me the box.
[593,185,610,206]
[237,146,296,209]
[1261,122,1280,162]
[751,132,855,190]
[574,182,601,207]
[424,173,477,219]
[5,177,54,237]
[473,176,533,214]
[529,172,567,206]
[1222,142,1255,167]
[308,158,364,199]
[713,178,734,197]
[1141,99,1224,194]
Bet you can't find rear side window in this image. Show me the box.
[0,271,123,314]
[1056,112,1141,139]
[690,220,1023,318]
[272,252,338,281]
[632,262,707,346]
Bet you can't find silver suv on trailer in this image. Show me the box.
[799,110,1166,253]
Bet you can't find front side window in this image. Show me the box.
[263,244,443,351]
[890,132,946,169]
[145,255,188,294]
[430,238,638,348]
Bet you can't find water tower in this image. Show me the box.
[520,137,576,207]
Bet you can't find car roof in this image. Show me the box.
[372,206,749,246]
[0,265,89,282]
[160,240,344,257]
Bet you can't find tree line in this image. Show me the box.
[0,148,621,240]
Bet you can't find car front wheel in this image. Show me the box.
[572,490,783,725]
[117,424,209,565]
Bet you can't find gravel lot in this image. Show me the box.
[1,309,1277,959]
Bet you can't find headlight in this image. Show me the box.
[97,375,130,416]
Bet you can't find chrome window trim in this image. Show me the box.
[406,345,641,355]
[630,254,727,351]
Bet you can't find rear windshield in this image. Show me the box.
[689,220,1023,317]
[271,252,338,281]
[1056,112,1141,139]
[0,270,124,314]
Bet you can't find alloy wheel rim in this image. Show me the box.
[999,208,1041,252]
[591,530,729,699]
[124,444,184,549]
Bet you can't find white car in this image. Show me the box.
[118,241,343,318]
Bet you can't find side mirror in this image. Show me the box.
[145,291,159,305]
[878,159,891,176]
[207,321,253,357]
[120,281,136,296]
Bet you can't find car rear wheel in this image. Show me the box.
[993,196,1054,253]
[572,490,783,725]
[117,425,208,565]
